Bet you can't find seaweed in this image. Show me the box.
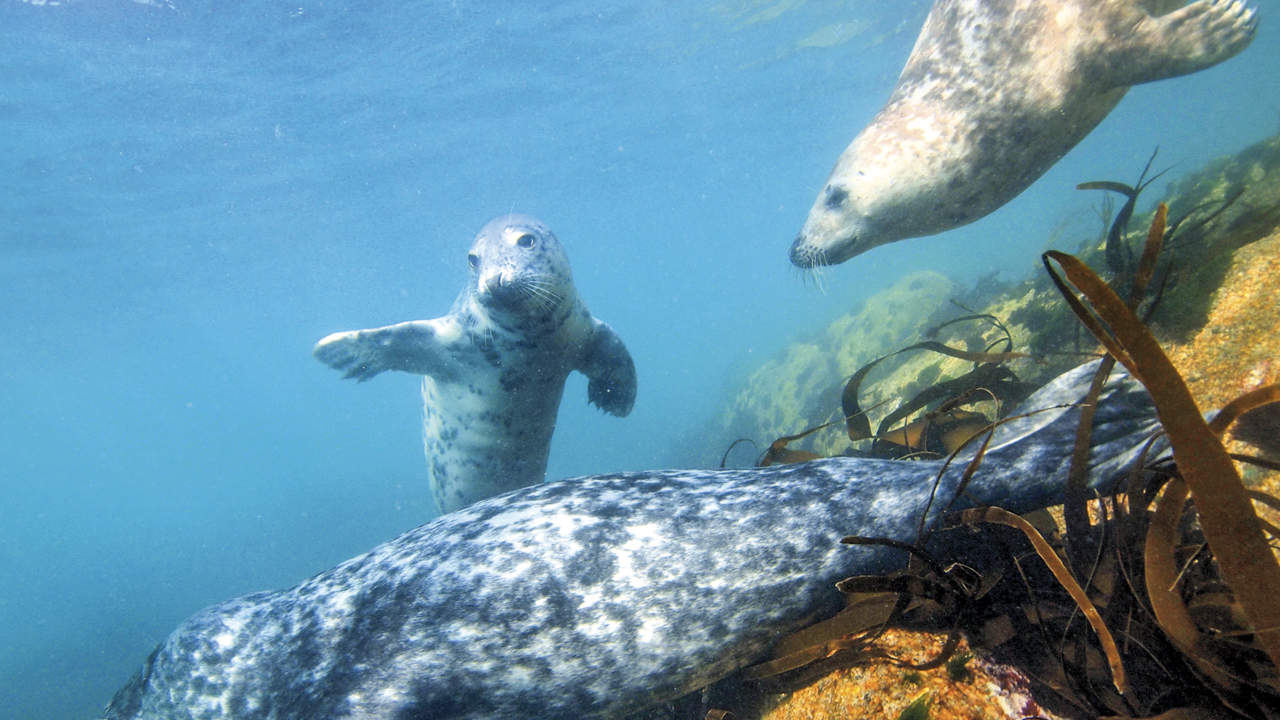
[1077,147,1166,286]
[1044,240,1280,675]
[723,201,1280,720]
[895,690,932,720]
[722,322,1032,467]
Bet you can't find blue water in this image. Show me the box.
[1,1,1276,717]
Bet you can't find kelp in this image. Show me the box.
[841,340,1029,446]
[723,199,1280,720]
[1043,244,1280,674]
[1078,147,1165,282]
[744,535,977,686]
[954,505,1127,694]
[721,325,1033,467]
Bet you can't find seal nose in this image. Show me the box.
[479,271,523,309]
[789,235,815,268]
[483,273,505,294]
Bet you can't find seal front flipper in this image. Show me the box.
[313,318,460,382]
[578,318,637,416]
[1103,0,1257,87]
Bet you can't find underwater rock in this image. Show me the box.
[1165,226,1280,502]
[713,271,961,463]
[758,631,1068,720]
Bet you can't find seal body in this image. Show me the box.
[104,362,1165,720]
[790,0,1258,267]
[314,214,637,513]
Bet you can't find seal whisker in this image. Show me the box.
[813,250,830,294]
[521,279,564,312]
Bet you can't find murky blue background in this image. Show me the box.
[1,1,1276,717]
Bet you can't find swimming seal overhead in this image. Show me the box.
[791,0,1258,267]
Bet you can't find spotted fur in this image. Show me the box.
[791,0,1258,267]
[313,214,637,513]
[105,362,1165,720]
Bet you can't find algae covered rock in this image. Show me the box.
[713,271,959,463]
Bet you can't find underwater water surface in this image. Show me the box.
[1,1,1277,717]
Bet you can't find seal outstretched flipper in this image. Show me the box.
[314,214,635,514]
[579,318,637,416]
[313,318,465,382]
[1104,0,1258,86]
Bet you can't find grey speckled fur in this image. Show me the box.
[791,0,1258,267]
[314,214,636,514]
[104,361,1165,719]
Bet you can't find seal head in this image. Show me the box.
[468,215,574,321]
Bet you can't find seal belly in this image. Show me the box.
[422,369,565,513]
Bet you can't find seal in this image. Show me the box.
[104,362,1165,720]
[313,214,637,514]
[790,0,1258,267]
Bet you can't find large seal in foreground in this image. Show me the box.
[104,362,1165,720]
[791,0,1258,267]
[314,214,637,513]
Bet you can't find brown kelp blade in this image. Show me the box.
[1129,202,1167,307]
[874,409,990,456]
[1207,384,1280,437]
[758,421,836,466]
[718,438,757,469]
[842,341,1027,441]
[953,506,1128,694]
[1043,248,1280,674]
[1230,401,1280,459]
[1064,205,1164,571]
[1078,147,1165,278]
[1144,478,1239,689]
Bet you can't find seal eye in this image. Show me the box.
[515,233,536,248]
[467,253,480,270]
[824,186,849,210]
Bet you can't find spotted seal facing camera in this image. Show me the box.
[103,362,1169,719]
[791,0,1258,267]
[314,214,636,514]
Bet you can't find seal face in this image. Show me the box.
[103,362,1166,720]
[791,0,1258,267]
[314,214,637,514]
